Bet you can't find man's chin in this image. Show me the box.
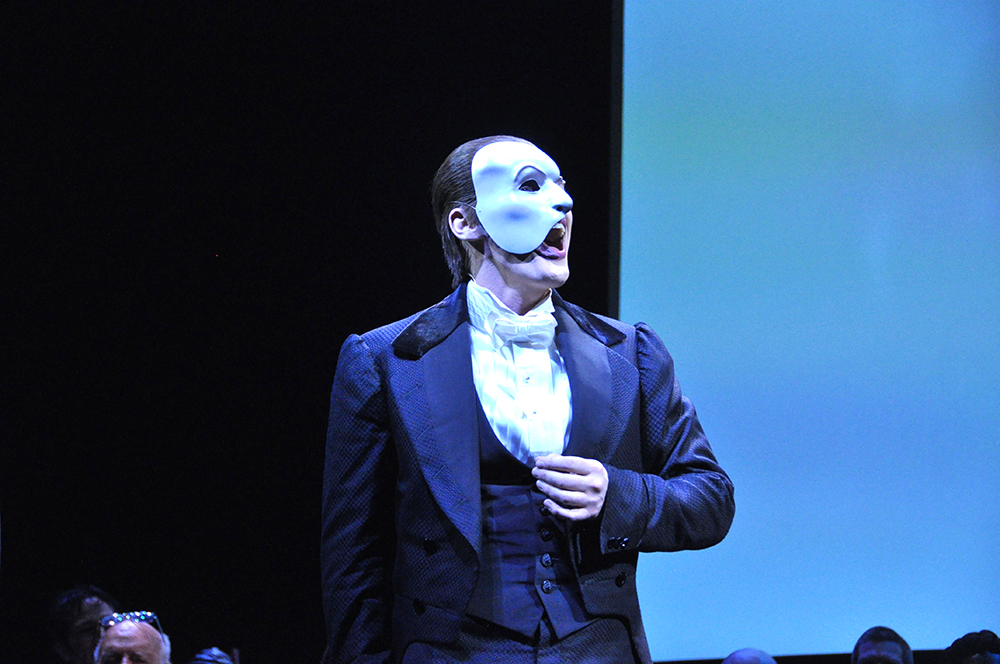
[538,264,570,290]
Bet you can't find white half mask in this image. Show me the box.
[471,141,573,254]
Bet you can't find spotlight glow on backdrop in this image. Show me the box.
[622,2,999,659]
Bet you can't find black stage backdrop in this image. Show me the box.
[3,3,620,662]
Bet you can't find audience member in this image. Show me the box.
[724,647,779,664]
[852,626,913,664]
[96,611,171,664]
[186,647,235,664]
[48,585,121,664]
[944,630,1000,664]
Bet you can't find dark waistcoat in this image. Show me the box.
[463,403,595,639]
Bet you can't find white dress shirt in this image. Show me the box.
[466,279,572,465]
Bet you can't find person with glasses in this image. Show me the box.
[322,136,735,663]
[96,611,171,664]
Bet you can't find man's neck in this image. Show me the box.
[469,273,550,315]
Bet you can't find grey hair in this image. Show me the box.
[94,629,171,663]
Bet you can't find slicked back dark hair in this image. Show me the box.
[852,626,914,664]
[430,135,532,287]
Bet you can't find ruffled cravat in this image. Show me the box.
[489,311,557,348]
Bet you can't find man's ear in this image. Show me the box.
[448,206,485,241]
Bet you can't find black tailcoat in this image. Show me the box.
[321,285,735,663]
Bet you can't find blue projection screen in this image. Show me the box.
[621,2,999,660]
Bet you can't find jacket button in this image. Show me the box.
[620,537,630,548]
[615,572,627,587]
[541,553,553,568]
[607,537,621,550]
[413,599,426,614]
[541,580,555,594]
[540,528,553,542]
[421,538,439,555]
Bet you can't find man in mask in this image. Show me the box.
[321,135,735,663]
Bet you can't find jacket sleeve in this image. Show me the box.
[598,323,735,554]
[321,334,396,664]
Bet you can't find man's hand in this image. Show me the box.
[531,454,609,521]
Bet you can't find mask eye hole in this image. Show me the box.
[518,179,540,192]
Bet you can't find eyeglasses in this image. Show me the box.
[100,611,164,637]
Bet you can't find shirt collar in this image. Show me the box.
[466,279,555,338]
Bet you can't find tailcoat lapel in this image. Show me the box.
[554,304,611,461]
[388,287,632,557]
[552,293,631,462]
[392,285,482,555]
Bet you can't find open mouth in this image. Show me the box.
[545,223,566,247]
[535,221,567,258]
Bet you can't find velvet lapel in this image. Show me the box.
[392,285,482,556]
[553,302,613,461]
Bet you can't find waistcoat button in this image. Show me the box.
[541,580,555,594]
[541,553,553,568]
[540,527,553,542]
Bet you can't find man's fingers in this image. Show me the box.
[534,454,598,475]
[532,467,597,492]
[532,455,608,521]
[542,498,591,521]
[535,480,589,507]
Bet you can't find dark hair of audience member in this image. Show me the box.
[944,630,1000,664]
[48,585,121,651]
[722,647,779,664]
[852,626,914,664]
[187,647,235,664]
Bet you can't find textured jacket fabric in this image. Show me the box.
[321,285,735,664]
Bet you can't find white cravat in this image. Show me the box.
[490,314,557,348]
[466,280,572,464]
